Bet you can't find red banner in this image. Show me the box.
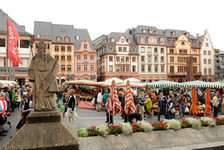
[7,17,22,67]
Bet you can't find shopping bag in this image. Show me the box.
[74,111,78,119]
[171,108,176,113]
[185,107,189,113]
[92,98,95,104]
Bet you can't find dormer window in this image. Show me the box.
[128,39,132,43]
[44,34,49,38]
[36,34,40,38]
[181,41,185,45]
[121,38,124,43]
[75,35,79,40]
[61,29,65,32]
[184,32,189,36]
[111,38,115,42]
[56,36,62,42]
[160,38,164,44]
[64,36,70,42]
[142,29,146,33]
[171,31,175,36]
[149,29,153,34]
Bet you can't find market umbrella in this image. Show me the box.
[105,77,124,84]
[145,80,180,87]
[124,80,136,114]
[181,80,222,88]
[124,77,140,83]
[117,82,146,88]
[190,87,199,116]
[204,88,212,115]
[107,80,122,116]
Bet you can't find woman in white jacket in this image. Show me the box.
[96,89,103,111]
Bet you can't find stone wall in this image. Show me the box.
[79,126,224,150]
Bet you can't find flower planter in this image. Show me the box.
[79,125,224,150]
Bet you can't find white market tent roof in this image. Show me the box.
[124,77,140,83]
[0,80,17,88]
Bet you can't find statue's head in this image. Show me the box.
[37,40,46,52]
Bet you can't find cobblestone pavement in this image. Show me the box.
[0,107,192,148]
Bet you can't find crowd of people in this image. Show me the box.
[0,85,33,140]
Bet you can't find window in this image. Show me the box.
[109,46,113,52]
[77,65,81,71]
[109,56,113,62]
[36,34,40,38]
[204,50,206,55]
[67,65,71,71]
[161,66,164,72]
[90,55,94,60]
[56,36,62,42]
[154,56,158,63]
[84,44,87,49]
[132,66,136,72]
[67,56,71,61]
[141,65,145,72]
[208,59,211,64]
[77,55,81,60]
[204,68,207,75]
[126,57,129,62]
[178,66,183,72]
[65,37,70,42]
[154,48,158,53]
[116,56,120,62]
[61,56,65,61]
[208,68,212,75]
[84,55,87,60]
[123,47,127,52]
[121,56,124,62]
[141,47,145,53]
[208,51,211,55]
[122,66,125,72]
[76,35,80,40]
[61,65,65,71]
[170,56,174,62]
[206,43,209,47]
[20,40,29,48]
[193,66,197,73]
[179,49,187,54]
[193,57,197,63]
[116,66,120,72]
[45,34,49,38]
[90,65,94,71]
[161,56,164,63]
[119,47,122,52]
[132,57,136,62]
[148,56,151,63]
[84,65,87,71]
[126,66,129,72]
[170,66,174,72]
[67,46,71,52]
[132,47,136,52]
[141,56,145,62]
[109,65,113,72]
[169,49,174,54]
[55,55,59,61]
[55,46,59,51]
[111,38,115,42]
[161,48,164,53]
[61,46,65,52]
[46,44,50,49]
[204,59,207,64]
[147,47,151,53]
[154,66,158,72]
[148,65,151,72]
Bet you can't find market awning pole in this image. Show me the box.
[6,16,8,80]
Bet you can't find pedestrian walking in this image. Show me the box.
[65,89,77,126]
[212,93,219,118]
[158,92,167,121]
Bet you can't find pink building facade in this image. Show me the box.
[74,38,97,81]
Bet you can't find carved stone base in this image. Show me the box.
[2,110,79,150]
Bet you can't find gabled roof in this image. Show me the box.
[0,9,31,35]
[34,21,94,50]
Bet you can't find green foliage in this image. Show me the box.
[97,124,109,137]
[120,123,133,136]
[180,118,192,128]
[201,117,216,127]
[137,121,153,132]
[151,121,168,130]
[164,119,181,130]
[186,118,201,129]
[216,116,224,125]
[77,128,88,137]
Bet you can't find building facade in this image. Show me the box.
[199,30,215,82]
[93,33,139,81]
[215,49,224,81]
[165,30,201,82]
[33,21,96,85]
[0,9,32,86]
[128,26,167,82]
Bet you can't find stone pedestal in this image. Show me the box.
[2,110,79,150]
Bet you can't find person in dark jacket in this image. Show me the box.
[167,95,174,119]
[158,92,167,121]
[65,89,76,125]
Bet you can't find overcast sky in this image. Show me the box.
[1,0,223,49]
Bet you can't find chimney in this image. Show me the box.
[196,33,199,38]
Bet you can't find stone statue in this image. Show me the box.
[28,40,58,111]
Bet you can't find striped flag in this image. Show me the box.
[107,80,121,115]
[124,80,136,114]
